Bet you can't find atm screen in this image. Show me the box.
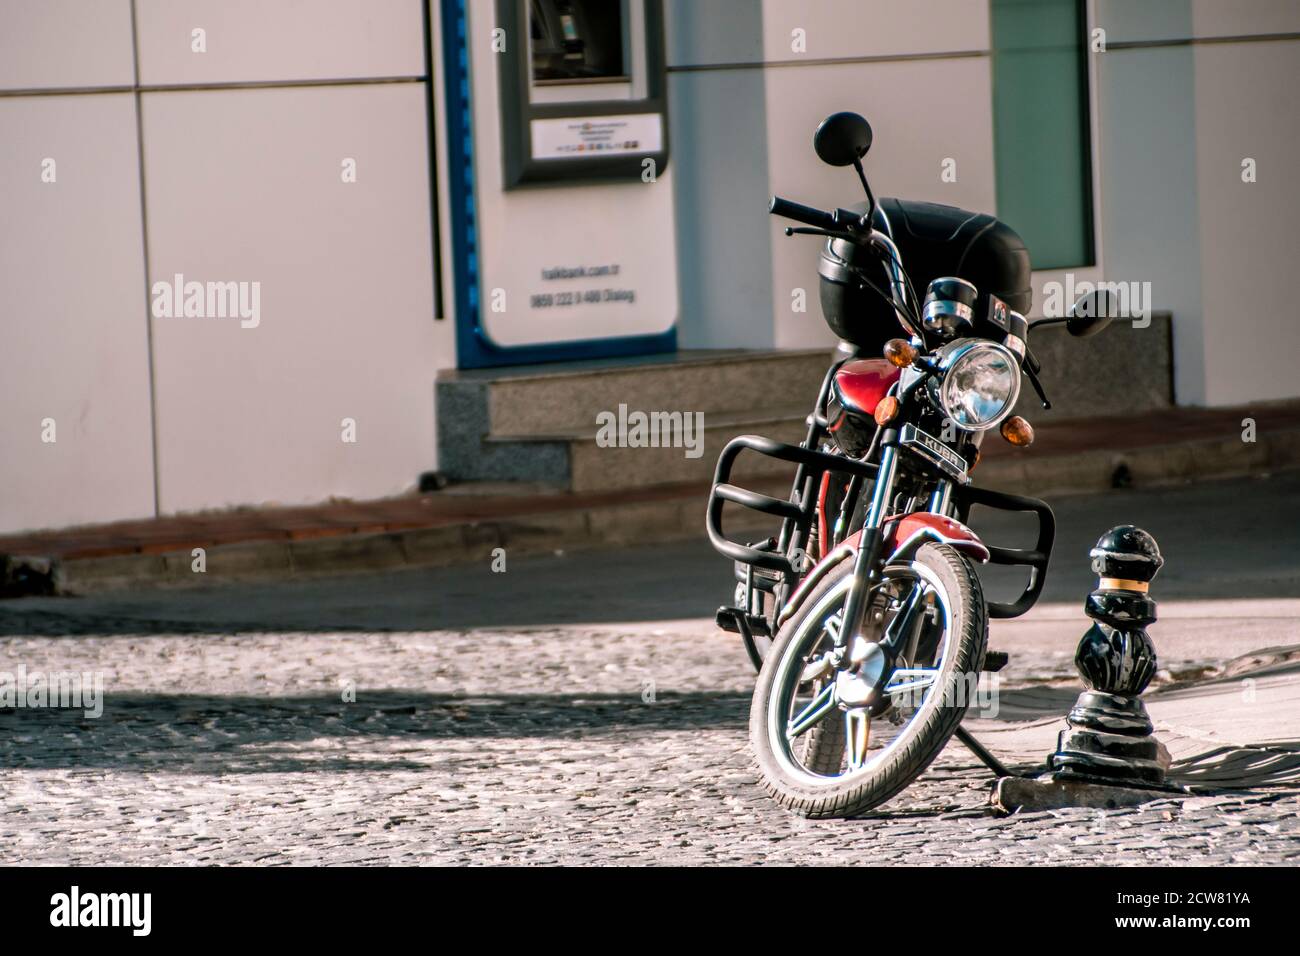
[530,0,627,84]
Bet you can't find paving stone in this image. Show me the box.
[1,587,1297,864]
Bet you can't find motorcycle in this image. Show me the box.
[706,112,1114,817]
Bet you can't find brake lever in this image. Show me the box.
[1023,345,1042,376]
[783,226,860,243]
[1024,363,1052,410]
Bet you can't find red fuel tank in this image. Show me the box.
[833,358,900,415]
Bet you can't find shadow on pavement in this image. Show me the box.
[1170,742,1300,788]
[0,689,750,774]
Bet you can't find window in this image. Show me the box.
[991,0,1095,269]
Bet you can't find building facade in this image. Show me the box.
[1,0,1296,535]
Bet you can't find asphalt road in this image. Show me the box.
[1,473,1297,864]
[6,471,1299,636]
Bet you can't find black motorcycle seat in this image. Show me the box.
[873,197,1032,315]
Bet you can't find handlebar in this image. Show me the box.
[768,195,840,231]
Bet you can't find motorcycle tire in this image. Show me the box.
[750,542,987,818]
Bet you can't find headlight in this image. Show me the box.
[929,339,1021,431]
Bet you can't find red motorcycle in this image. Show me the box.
[707,112,1113,816]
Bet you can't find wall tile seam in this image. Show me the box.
[0,76,429,99]
[666,50,990,74]
[1104,31,1300,52]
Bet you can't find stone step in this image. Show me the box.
[437,349,830,488]
[486,349,830,436]
[1019,312,1173,420]
[489,407,812,494]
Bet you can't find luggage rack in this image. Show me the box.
[706,434,879,581]
[708,435,1057,675]
[951,483,1056,619]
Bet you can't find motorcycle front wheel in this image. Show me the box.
[750,542,987,818]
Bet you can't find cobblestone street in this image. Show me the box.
[3,477,1299,865]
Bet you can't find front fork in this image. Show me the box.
[836,431,952,656]
[836,430,899,652]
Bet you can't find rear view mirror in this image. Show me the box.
[1066,289,1119,338]
[814,112,873,168]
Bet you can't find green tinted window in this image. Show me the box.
[991,0,1094,269]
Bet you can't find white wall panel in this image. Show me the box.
[134,0,425,85]
[1096,0,1300,43]
[1096,44,1206,404]
[1192,40,1300,404]
[761,0,988,62]
[1094,0,1193,44]
[669,68,774,349]
[0,93,155,534]
[665,0,764,67]
[141,84,439,513]
[0,0,135,90]
[1192,0,1300,38]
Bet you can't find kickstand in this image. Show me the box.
[954,726,1023,779]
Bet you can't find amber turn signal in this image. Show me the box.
[883,339,919,368]
[873,396,900,426]
[1000,415,1035,447]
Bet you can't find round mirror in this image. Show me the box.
[814,112,873,167]
[1066,289,1119,338]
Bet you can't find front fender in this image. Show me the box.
[883,513,990,564]
[775,512,989,629]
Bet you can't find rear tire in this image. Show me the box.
[750,542,987,818]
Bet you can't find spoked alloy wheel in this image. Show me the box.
[750,542,987,818]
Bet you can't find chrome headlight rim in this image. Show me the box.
[929,338,1022,433]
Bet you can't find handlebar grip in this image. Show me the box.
[768,195,839,231]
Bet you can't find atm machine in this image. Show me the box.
[440,0,677,367]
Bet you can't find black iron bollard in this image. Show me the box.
[1048,525,1169,786]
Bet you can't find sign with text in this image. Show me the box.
[530,114,664,161]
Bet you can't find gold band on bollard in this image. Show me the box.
[1098,577,1149,592]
